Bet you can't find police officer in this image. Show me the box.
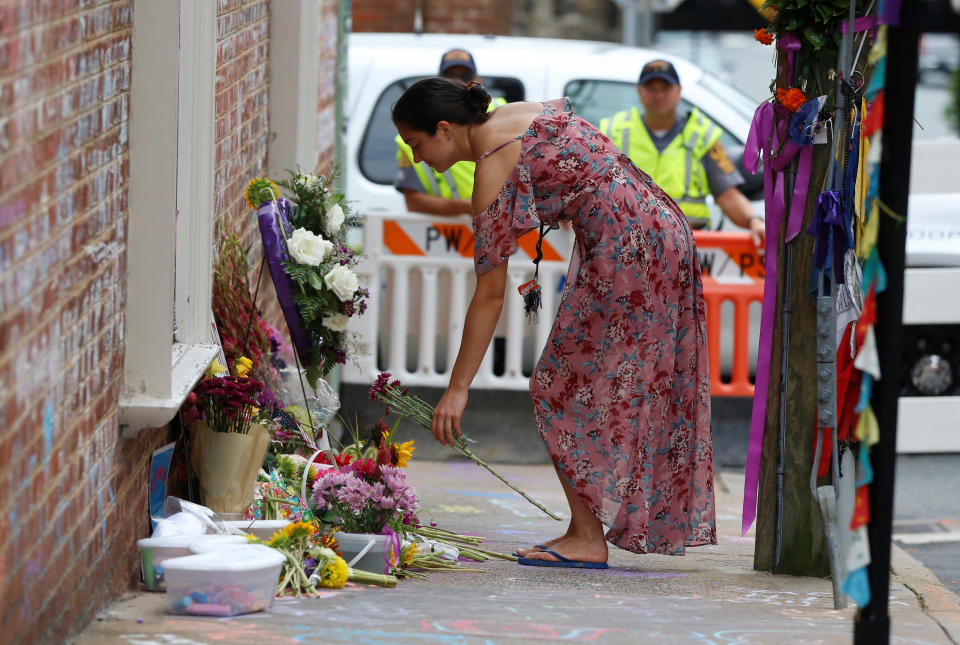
[394,48,507,217]
[599,59,765,249]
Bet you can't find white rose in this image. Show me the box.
[321,313,349,332]
[325,203,345,236]
[286,227,332,266]
[324,264,359,301]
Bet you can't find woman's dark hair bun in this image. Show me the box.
[464,83,492,118]
[392,76,493,135]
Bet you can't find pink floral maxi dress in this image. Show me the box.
[473,99,716,555]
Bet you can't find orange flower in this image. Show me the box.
[776,87,806,112]
[754,28,774,45]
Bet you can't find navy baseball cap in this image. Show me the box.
[438,48,477,75]
[638,59,680,86]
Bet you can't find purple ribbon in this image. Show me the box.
[806,190,849,285]
[257,198,314,362]
[777,32,802,87]
[840,16,879,33]
[741,96,819,534]
[742,102,780,536]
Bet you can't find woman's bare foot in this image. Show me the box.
[519,536,608,564]
[516,532,571,557]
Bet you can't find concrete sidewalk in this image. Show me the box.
[74,460,960,645]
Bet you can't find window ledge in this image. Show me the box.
[118,343,220,438]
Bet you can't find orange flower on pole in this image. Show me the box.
[754,28,774,45]
[776,87,807,112]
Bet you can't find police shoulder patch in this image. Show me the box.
[708,141,736,174]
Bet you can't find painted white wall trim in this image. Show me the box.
[175,0,217,346]
[268,0,320,177]
[120,0,217,435]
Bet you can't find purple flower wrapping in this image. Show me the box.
[257,198,314,364]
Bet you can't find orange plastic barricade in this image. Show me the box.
[693,231,764,398]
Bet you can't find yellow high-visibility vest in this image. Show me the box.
[599,107,722,222]
[395,97,507,200]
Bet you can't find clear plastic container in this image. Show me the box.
[137,536,198,591]
[162,545,286,616]
[137,534,250,590]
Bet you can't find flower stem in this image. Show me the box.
[372,382,562,521]
[347,568,398,587]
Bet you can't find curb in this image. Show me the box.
[892,543,960,642]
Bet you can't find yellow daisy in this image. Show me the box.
[392,439,416,468]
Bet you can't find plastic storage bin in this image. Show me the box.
[137,536,197,591]
[163,545,286,616]
[138,534,249,590]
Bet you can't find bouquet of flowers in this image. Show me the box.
[310,458,419,535]
[246,171,369,388]
[194,375,263,434]
[369,373,562,520]
[337,415,416,468]
[188,373,272,513]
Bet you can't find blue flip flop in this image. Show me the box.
[511,543,549,558]
[517,549,609,569]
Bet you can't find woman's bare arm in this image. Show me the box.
[429,260,507,445]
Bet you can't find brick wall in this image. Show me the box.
[0,1,147,643]
[316,0,338,175]
[352,0,513,35]
[215,0,270,249]
[0,1,339,642]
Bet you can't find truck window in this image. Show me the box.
[358,76,525,185]
[564,78,741,151]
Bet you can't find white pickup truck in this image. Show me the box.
[343,33,960,452]
[899,139,960,452]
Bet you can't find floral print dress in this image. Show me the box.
[473,99,716,555]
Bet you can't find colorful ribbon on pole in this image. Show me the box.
[741,94,822,535]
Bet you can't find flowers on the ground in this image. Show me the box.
[310,458,419,535]
[308,546,349,588]
[369,372,562,520]
[195,375,263,434]
[250,519,351,596]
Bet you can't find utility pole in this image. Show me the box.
[753,53,831,578]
